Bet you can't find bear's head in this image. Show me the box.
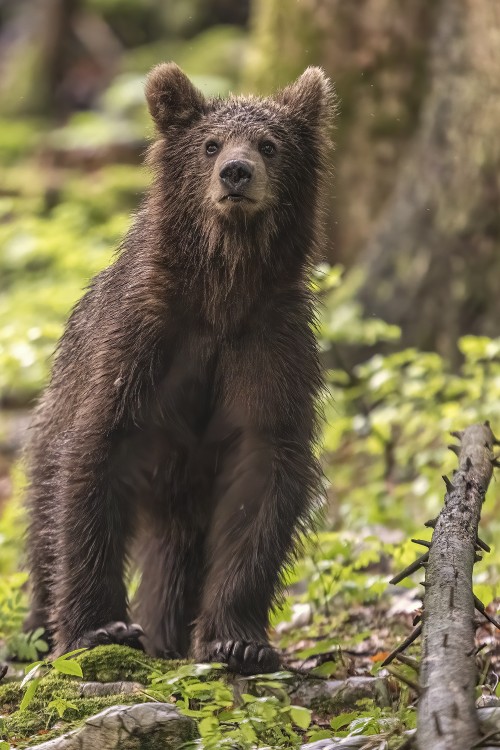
[145,63,334,240]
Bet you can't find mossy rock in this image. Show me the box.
[75,645,185,683]
[0,646,185,747]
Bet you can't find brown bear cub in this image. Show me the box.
[25,63,334,674]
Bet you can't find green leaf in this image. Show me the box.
[307,728,333,742]
[56,648,87,659]
[198,716,219,736]
[52,657,83,677]
[34,640,49,653]
[21,662,44,687]
[177,707,207,718]
[330,711,358,730]
[0,741,10,750]
[20,677,41,711]
[247,670,293,681]
[311,660,338,678]
[249,699,278,722]
[253,679,286,689]
[24,659,44,674]
[294,639,340,659]
[29,627,46,642]
[241,693,257,704]
[238,720,258,742]
[48,698,78,718]
[191,662,224,674]
[290,706,312,730]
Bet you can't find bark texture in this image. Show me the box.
[417,423,495,750]
[355,0,500,358]
[243,0,436,264]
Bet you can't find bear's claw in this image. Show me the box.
[206,639,280,675]
[72,621,145,650]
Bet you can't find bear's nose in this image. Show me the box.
[219,160,253,191]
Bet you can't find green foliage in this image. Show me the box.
[174,25,247,86]
[302,533,391,613]
[19,650,85,712]
[0,575,28,649]
[314,264,401,347]
[46,111,146,154]
[0,652,90,745]
[147,662,315,748]
[0,120,41,165]
[47,696,79,719]
[330,699,415,743]
[0,464,43,662]
[320,267,500,551]
[0,462,27,574]
[7,627,49,664]
[0,184,134,401]
[0,662,152,745]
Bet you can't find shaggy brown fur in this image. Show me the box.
[25,63,334,674]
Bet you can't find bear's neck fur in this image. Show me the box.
[136,158,319,330]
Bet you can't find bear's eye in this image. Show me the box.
[260,141,276,157]
[205,141,219,156]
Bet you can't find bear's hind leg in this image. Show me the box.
[25,483,58,650]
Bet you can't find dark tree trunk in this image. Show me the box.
[0,0,79,115]
[0,0,122,116]
[354,0,500,360]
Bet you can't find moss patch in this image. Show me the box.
[7,695,149,748]
[0,646,186,747]
[75,644,184,683]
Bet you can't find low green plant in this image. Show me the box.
[147,662,315,749]
[329,698,416,745]
[46,696,79,721]
[0,574,48,662]
[6,628,49,664]
[19,649,85,713]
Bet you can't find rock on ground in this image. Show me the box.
[27,702,197,750]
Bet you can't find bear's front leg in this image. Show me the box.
[50,430,142,654]
[191,309,321,674]
[191,429,319,675]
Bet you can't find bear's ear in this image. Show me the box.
[145,63,206,130]
[275,67,334,127]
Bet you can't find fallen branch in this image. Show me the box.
[389,552,429,586]
[381,624,422,667]
[417,423,496,750]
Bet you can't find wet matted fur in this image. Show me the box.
[25,63,335,674]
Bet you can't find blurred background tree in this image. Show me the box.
[244,0,500,359]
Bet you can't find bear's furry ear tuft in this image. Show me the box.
[275,67,335,126]
[145,63,206,130]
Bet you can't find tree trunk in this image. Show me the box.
[354,0,500,360]
[0,0,78,115]
[243,0,436,265]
